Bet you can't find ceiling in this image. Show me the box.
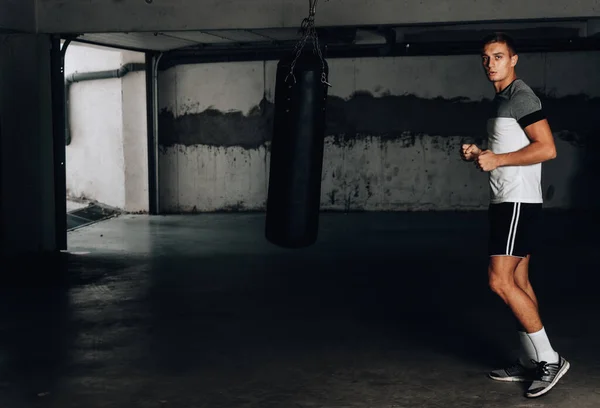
[73,19,600,54]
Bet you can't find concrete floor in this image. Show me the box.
[1,211,599,407]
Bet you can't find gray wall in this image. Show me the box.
[0,34,56,255]
[35,0,600,33]
[158,51,600,212]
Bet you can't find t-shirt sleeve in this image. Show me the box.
[511,90,546,128]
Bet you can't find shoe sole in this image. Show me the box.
[488,374,532,383]
[525,360,570,398]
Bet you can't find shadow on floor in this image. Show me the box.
[1,212,598,407]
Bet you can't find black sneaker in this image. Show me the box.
[526,355,570,398]
[488,360,536,382]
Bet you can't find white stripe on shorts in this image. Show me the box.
[506,202,521,255]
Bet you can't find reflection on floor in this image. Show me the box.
[1,211,599,407]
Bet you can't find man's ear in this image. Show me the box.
[511,54,519,67]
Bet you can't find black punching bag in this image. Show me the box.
[265,51,329,248]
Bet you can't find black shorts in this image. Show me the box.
[488,202,542,258]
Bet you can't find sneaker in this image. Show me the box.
[525,355,570,398]
[488,360,536,382]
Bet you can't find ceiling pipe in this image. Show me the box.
[64,63,146,145]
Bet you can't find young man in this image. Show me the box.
[460,32,570,398]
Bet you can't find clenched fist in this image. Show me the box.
[460,144,482,161]
[475,150,501,172]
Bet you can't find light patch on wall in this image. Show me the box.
[159,144,269,213]
[173,62,265,116]
[159,135,490,213]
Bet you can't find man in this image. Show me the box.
[460,32,569,398]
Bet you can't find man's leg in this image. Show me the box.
[487,255,542,381]
[488,255,542,333]
[489,255,560,362]
[514,255,538,311]
[511,255,561,364]
[513,255,540,368]
[488,255,569,398]
[486,203,569,396]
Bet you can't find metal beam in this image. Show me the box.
[50,36,68,251]
[146,52,161,215]
[64,62,146,145]
[158,37,600,70]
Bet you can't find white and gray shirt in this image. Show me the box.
[487,78,546,204]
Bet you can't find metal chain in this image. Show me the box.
[285,0,331,87]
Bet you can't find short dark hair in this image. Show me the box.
[481,32,517,55]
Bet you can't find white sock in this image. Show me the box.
[518,331,538,368]
[527,327,559,364]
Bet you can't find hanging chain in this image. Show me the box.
[285,0,331,87]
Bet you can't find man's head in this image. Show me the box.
[481,32,518,86]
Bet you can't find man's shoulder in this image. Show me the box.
[507,79,542,114]
[508,80,545,123]
[509,79,539,100]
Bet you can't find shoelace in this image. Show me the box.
[531,359,560,381]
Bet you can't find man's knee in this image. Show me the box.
[488,259,519,298]
[489,270,512,297]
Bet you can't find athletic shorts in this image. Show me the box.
[488,202,542,258]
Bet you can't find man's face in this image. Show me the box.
[481,41,517,83]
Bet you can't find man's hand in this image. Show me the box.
[460,144,482,161]
[475,150,501,172]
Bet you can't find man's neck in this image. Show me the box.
[494,74,518,93]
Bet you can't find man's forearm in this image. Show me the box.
[497,141,556,167]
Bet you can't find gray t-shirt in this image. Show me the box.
[487,79,546,204]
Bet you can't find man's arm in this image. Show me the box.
[476,90,557,172]
[496,119,557,166]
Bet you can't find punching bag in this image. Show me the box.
[265,51,329,248]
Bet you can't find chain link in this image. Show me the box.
[285,0,331,87]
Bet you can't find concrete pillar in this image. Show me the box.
[0,34,57,256]
[0,0,35,32]
[121,51,149,213]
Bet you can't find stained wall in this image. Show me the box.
[158,52,600,212]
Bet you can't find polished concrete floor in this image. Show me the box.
[1,211,599,407]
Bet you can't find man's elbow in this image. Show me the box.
[546,145,557,160]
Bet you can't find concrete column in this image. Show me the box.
[121,51,149,213]
[0,34,57,256]
[0,0,35,32]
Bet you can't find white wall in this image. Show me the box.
[65,43,148,212]
[158,51,600,212]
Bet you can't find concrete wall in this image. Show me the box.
[35,0,600,33]
[64,43,148,212]
[0,34,56,255]
[0,0,35,32]
[158,51,600,212]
